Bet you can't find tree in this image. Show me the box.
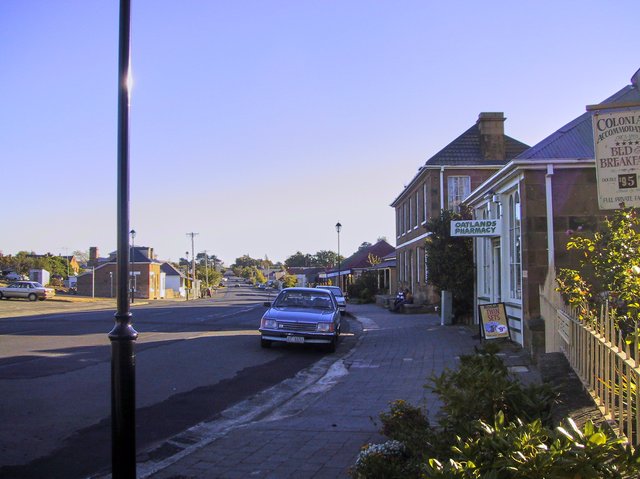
[283,274,298,288]
[315,250,340,268]
[556,206,640,330]
[234,255,261,268]
[424,209,475,316]
[285,251,313,267]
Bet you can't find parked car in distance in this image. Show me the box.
[0,281,55,301]
[259,287,341,352]
[3,272,27,281]
[315,285,347,315]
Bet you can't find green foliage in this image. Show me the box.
[351,440,410,479]
[0,252,73,282]
[234,254,262,268]
[556,206,640,328]
[423,416,640,479]
[282,274,298,288]
[348,347,640,479]
[378,400,433,458]
[428,345,555,436]
[284,250,342,268]
[347,271,379,303]
[255,270,266,284]
[424,209,475,315]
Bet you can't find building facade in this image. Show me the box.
[391,113,529,305]
[465,71,640,353]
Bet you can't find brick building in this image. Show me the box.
[391,113,529,304]
[465,70,640,354]
[77,246,165,299]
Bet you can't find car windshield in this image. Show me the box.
[273,290,334,310]
[318,286,343,296]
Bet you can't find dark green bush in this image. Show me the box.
[428,344,556,436]
[351,345,640,479]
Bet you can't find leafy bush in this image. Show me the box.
[348,272,379,303]
[428,344,556,436]
[424,414,640,479]
[351,440,409,479]
[351,345,640,479]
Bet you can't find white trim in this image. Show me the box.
[396,231,432,248]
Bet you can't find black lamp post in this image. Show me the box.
[129,229,136,303]
[335,222,342,290]
[109,1,138,477]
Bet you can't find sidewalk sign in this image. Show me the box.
[478,302,510,340]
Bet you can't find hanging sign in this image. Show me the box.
[592,108,640,209]
[451,219,501,237]
[478,302,510,340]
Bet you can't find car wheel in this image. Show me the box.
[28,293,37,301]
[260,338,272,349]
[0,292,4,299]
[326,337,337,353]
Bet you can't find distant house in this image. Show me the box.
[464,69,640,354]
[285,267,325,287]
[319,240,395,292]
[391,113,530,305]
[76,246,165,299]
[161,262,187,298]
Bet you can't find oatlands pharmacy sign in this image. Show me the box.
[592,108,640,209]
[451,219,501,237]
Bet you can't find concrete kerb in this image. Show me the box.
[93,314,366,479]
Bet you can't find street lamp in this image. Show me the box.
[109,1,138,476]
[129,229,136,303]
[335,222,342,290]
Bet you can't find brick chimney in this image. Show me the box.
[89,247,99,264]
[477,112,506,161]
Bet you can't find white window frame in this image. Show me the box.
[508,191,522,300]
[415,191,420,229]
[422,183,428,224]
[447,176,471,212]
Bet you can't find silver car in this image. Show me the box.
[0,281,55,301]
[315,285,347,315]
[259,287,341,352]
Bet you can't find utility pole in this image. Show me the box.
[203,249,209,287]
[186,232,198,292]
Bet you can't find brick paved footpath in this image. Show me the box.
[131,303,534,479]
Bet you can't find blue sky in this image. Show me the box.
[1,1,637,265]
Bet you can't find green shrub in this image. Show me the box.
[351,440,409,479]
[428,345,556,436]
[423,414,640,479]
[349,346,640,478]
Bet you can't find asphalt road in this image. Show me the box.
[0,282,355,479]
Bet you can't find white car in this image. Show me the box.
[0,281,55,301]
[315,286,347,315]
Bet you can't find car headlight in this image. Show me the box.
[316,322,334,333]
[261,318,277,329]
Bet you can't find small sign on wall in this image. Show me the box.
[478,302,510,340]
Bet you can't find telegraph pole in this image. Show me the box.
[186,232,198,290]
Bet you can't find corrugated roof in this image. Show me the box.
[341,240,395,270]
[517,84,640,160]
[424,124,530,167]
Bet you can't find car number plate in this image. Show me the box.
[286,336,304,344]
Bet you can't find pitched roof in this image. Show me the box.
[517,81,640,160]
[341,240,395,270]
[424,124,530,167]
[161,262,184,276]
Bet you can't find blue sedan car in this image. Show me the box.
[259,287,341,352]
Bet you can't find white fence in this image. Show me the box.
[540,271,640,445]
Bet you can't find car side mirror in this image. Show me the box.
[263,301,272,307]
